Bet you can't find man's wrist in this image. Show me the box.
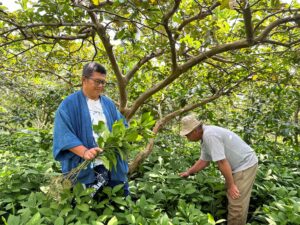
[82,149,89,159]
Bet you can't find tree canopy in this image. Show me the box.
[1,0,299,171]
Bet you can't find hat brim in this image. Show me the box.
[180,122,201,136]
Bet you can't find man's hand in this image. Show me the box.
[179,171,190,178]
[83,147,103,160]
[227,184,240,199]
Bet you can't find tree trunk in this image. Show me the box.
[294,104,299,145]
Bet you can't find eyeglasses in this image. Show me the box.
[87,77,106,86]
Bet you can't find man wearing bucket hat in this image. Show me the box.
[179,114,258,225]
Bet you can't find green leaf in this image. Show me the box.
[92,221,105,225]
[167,189,178,194]
[160,214,170,225]
[185,186,197,195]
[101,156,111,170]
[207,213,215,224]
[124,129,138,142]
[103,187,112,198]
[76,204,89,212]
[54,217,64,225]
[112,197,127,206]
[126,214,135,224]
[21,0,28,10]
[220,0,230,9]
[141,112,155,128]
[91,0,100,6]
[39,207,52,216]
[27,192,37,208]
[73,183,85,196]
[7,215,20,225]
[112,184,124,194]
[59,207,72,217]
[112,120,126,138]
[216,219,226,224]
[271,0,281,8]
[107,216,118,225]
[115,29,126,40]
[26,212,42,225]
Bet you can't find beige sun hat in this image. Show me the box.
[180,114,203,136]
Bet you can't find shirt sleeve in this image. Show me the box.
[53,108,83,161]
[200,149,211,161]
[203,135,226,162]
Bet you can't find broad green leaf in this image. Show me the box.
[39,207,52,216]
[207,213,215,224]
[76,204,89,212]
[126,214,135,224]
[112,184,124,194]
[73,183,84,196]
[107,216,118,225]
[112,197,127,206]
[54,217,64,225]
[7,215,20,225]
[160,214,170,225]
[26,212,42,225]
[101,156,111,170]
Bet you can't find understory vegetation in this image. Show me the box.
[1,130,299,225]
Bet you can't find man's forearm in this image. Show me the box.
[187,160,210,175]
[69,145,88,158]
[217,159,235,187]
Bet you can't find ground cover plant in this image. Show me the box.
[1,130,299,224]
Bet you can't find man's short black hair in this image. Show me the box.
[82,62,106,78]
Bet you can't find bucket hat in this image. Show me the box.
[180,114,203,136]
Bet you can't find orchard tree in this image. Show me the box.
[0,0,299,172]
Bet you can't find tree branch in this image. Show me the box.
[253,8,300,33]
[4,68,73,86]
[263,39,291,47]
[6,42,54,60]
[211,56,236,64]
[71,3,167,37]
[129,71,254,173]
[125,49,164,84]
[0,38,27,47]
[162,0,181,72]
[34,69,74,86]
[0,21,94,36]
[255,14,300,42]
[35,33,91,40]
[128,91,223,174]
[88,11,128,111]
[125,15,300,120]
[204,61,230,75]
[174,2,220,40]
[242,1,254,44]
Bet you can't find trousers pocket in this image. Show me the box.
[233,170,244,182]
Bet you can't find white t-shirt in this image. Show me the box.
[87,98,107,166]
[200,125,258,173]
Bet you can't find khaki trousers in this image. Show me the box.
[227,163,258,225]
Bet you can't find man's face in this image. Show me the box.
[185,128,202,142]
[82,71,106,99]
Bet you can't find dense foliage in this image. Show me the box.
[1,130,299,224]
[0,0,300,224]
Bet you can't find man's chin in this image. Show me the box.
[94,90,103,95]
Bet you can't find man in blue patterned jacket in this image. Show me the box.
[53,62,129,196]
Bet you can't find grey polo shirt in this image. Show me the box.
[200,125,258,173]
